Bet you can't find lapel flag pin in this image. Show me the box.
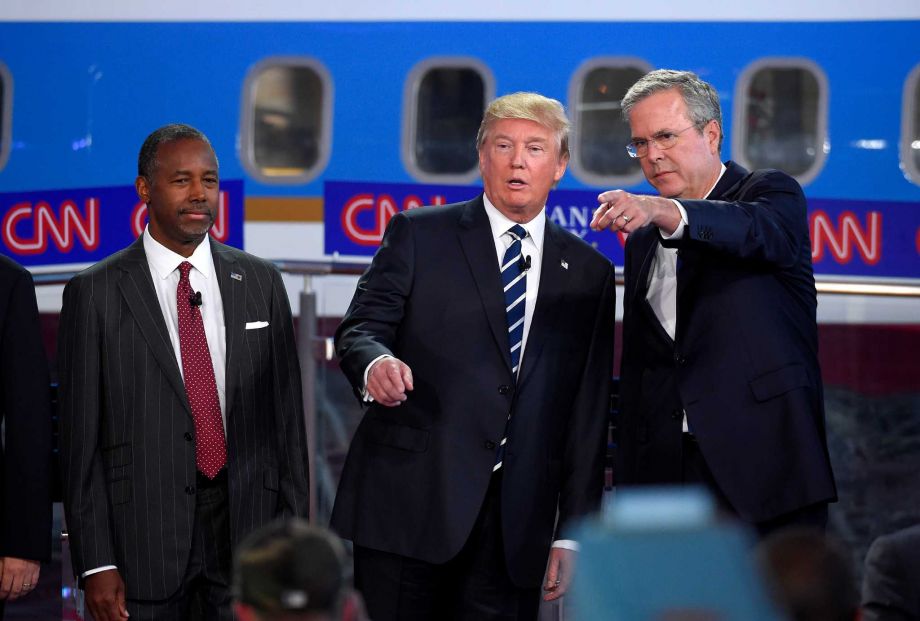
[561,259,569,270]
[231,272,243,281]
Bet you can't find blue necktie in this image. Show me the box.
[495,224,527,471]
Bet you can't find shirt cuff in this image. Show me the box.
[362,354,394,402]
[551,539,580,552]
[659,199,689,239]
[82,565,117,578]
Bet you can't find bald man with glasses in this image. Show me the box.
[591,69,836,537]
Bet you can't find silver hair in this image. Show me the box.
[621,69,723,151]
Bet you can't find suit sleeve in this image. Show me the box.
[334,212,415,397]
[0,268,52,561]
[268,266,310,518]
[862,534,916,621]
[59,275,117,575]
[677,170,808,270]
[556,260,617,538]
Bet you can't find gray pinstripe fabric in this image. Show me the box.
[59,237,309,601]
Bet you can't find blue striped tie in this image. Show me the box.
[495,224,527,471]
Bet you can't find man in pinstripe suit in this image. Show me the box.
[59,124,309,621]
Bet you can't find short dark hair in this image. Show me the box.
[137,123,217,179]
[233,518,346,618]
[757,528,859,621]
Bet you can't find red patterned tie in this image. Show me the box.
[177,261,227,479]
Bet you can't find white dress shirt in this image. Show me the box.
[143,228,227,427]
[482,194,544,369]
[647,165,726,432]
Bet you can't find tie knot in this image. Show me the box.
[507,225,527,243]
[178,261,193,280]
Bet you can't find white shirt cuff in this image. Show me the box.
[551,539,580,552]
[362,354,394,402]
[659,199,689,239]
[81,565,117,578]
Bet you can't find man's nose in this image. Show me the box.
[645,139,666,161]
[189,178,207,200]
[511,145,526,168]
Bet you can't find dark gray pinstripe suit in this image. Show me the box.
[59,236,309,601]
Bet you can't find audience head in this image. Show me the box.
[233,518,364,621]
[757,528,860,621]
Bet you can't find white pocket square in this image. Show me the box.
[245,321,269,330]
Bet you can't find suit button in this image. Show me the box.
[485,441,496,450]
[184,432,193,442]
[674,353,687,366]
[185,486,196,495]
[498,385,512,395]
[671,409,682,420]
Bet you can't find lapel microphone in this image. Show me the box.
[189,291,203,307]
[519,255,532,272]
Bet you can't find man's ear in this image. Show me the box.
[135,176,150,204]
[705,119,721,154]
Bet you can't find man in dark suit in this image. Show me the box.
[591,69,836,535]
[59,124,309,621]
[862,524,920,620]
[333,92,616,620]
[0,256,52,616]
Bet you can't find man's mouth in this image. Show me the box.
[507,178,527,188]
[181,209,213,219]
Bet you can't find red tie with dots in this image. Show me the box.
[177,261,227,479]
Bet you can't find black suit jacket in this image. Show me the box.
[332,195,616,588]
[0,256,52,563]
[616,161,836,523]
[58,237,309,600]
[862,524,920,621]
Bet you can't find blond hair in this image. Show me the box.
[476,92,570,159]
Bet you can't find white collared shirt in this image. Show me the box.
[647,165,726,433]
[646,164,727,340]
[482,194,545,371]
[143,228,227,428]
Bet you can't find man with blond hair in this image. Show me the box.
[333,92,616,619]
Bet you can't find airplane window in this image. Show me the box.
[733,59,828,185]
[0,62,10,171]
[403,58,493,184]
[903,64,920,185]
[240,58,332,184]
[569,60,649,186]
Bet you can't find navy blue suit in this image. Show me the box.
[616,161,836,523]
[0,256,52,563]
[333,195,616,589]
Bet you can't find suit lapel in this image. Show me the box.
[626,227,659,312]
[676,160,748,304]
[116,237,191,416]
[516,219,567,386]
[457,196,513,375]
[211,241,244,418]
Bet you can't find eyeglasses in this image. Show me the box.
[625,125,698,158]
